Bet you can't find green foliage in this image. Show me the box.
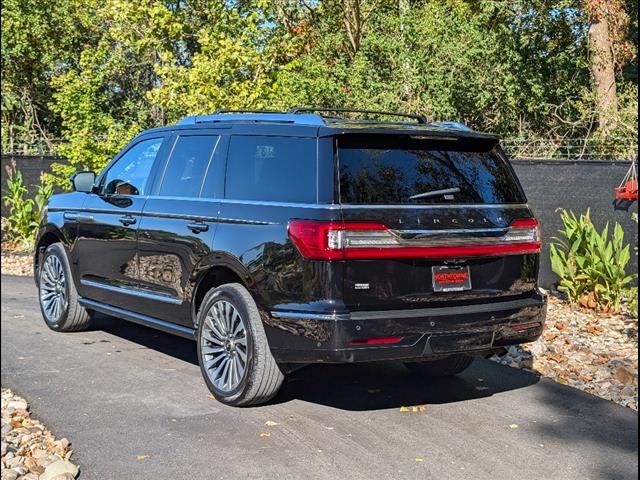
[1,0,96,150]
[627,212,638,318]
[2,0,638,184]
[550,209,637,313]
[2,164,52,250]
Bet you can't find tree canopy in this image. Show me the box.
[1,0,637,183]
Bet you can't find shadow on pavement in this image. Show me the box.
[276,360,539,411]
[90,313,539,411]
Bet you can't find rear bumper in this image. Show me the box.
[265,292,547,363]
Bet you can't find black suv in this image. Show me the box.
[34,108,547,406]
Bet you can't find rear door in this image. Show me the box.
[135,130,225,326]
[335,134,539,311]
[76,136,167,310]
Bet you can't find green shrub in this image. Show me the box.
[550,209,637,313]
[627,213,638,318]
[2,163,53,251]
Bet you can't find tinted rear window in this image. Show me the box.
[159,135,219,197]
[225,136,317,202]
[337,136,525,205]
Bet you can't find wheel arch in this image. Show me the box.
[190,253,258,327]
[34,226,65,285]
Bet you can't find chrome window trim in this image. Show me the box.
[216,199,530,210]
[199,135,222,197]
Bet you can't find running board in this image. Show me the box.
[79,298,196,340]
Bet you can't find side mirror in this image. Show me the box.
[71,171,95,193]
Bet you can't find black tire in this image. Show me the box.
[38,243,92,332]
[196,283,284,406]
[404,355,474,377]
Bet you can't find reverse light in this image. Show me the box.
[288,218,542,261]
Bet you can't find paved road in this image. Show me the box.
[1,275,638,480]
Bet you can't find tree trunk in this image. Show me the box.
[588,3,618,135]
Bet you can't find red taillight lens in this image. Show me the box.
[288,218,541,260]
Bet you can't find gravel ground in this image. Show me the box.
[1,389,79,480]
[2,251,637,410]
[1,252,32,277]
[491,295,638,410]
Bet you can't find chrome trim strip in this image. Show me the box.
[137,211,218,222]
[157,135,180,194]
[391,227,506,239]
[80,279,183,305]
[216,217,277,226]
[337,203,530,210]
[199,135,222,197]
[50,200,529,211]
[79,298,195,340]
[270,311,351,321]
[350,298,544,321]
[218,199,529,210]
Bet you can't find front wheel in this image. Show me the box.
[38,243,92,332]
[404,355,474,377]
[196,283,284,406]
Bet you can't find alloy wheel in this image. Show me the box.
[40,255,68,324]
[200,300,248,393]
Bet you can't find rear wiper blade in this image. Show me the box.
[409,187,460,200]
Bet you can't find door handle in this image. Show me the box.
[187,222,209,233]
[118,215,137,226]
[64,212,79,222]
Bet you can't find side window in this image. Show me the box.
[100,138,163,196]
[159,135,219,198]
[225,136,317,203]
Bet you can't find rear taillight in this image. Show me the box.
[288,219,541,260]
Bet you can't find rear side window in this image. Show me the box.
[159,135,219,197]
[337,135,525,205]
[225,136,317,203]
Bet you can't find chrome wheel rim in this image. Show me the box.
[200,300,248,393]
[40,255,67,324]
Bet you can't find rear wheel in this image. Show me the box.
[197,283,284,406]
[404,355,474,377]
[38,243,92,332]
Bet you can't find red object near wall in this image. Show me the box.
[615,161,638,201]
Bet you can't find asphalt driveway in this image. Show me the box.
[1,275,638,480]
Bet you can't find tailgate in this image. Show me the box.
[335,134,539,310]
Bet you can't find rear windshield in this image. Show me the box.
[337,135,525,205]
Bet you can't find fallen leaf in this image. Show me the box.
[546,352,565,363]
[136,455,150,461]
[264,421,279,427]
[415,458,424,463]
[259,432,271,438]
[400,405,427,413]
[207,394,216,400]
[612,367,635,385]
[509,424,519,429]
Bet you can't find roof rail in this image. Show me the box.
[288,107,427,124]
[177,111,326,127]
[213,109,285,115]
[430,121,472,132]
